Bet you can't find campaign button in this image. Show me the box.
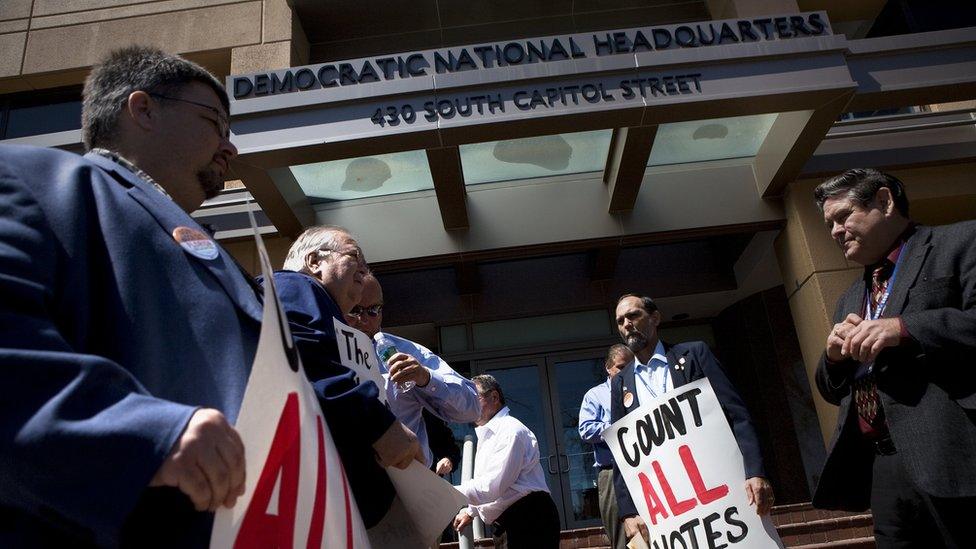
[623,391,634,408]
[173,226,219,260]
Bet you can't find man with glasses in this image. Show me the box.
[347,273,480,468]
[270,226,424,532]
[0,47,249,547]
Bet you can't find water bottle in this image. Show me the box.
[374,332,415,392]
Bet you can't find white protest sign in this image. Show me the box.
[333,318,388,405]
[386,462,469,547]
[210,238,370,549]
[604,378,783,549]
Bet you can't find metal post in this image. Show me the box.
[458,435,478,549]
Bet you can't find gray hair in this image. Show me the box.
[472,374,506,407]
[616,293,658,314]
[82,46,229,150]
[814,168,910,217]
[282,225,350,273]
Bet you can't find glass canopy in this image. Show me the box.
[288,149,434,203]
[647,113,779,167]
[460,129,613,185]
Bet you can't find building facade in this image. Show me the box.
[2,0,974,534]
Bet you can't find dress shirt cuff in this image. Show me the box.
[418,369,447,393]
[464,506,476,517]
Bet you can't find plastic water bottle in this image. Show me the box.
[374,333,415,392]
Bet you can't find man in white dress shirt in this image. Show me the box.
[347,273,481,467]
[452,374,560,548]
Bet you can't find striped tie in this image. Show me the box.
[854,264,890,428]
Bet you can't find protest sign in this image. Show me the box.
[604,378,782,549]
[333,318,388,405]
[210,236,370,549]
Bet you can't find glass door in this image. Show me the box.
[544,351,608,530]
[473,349,609,530]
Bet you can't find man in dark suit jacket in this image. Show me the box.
[610,294,773,544]
[0,47,251,547]
[812,168,976,547]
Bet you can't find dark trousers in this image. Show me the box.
[492,491,560,549]
[872,449,976,548]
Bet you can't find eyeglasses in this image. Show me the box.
[321,246,368,269]
[149,93,230,138]
[349,304,383,319]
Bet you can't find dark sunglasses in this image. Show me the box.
[349,304,383,318]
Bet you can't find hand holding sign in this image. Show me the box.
[150,408,246,512]
[744,476,775,515]
[373,421,425,469]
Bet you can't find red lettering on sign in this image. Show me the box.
[306,415,327,549]
[637,471,670,525]
[235,392,301,549]
[679,444,728,504]
[653,460,697,516]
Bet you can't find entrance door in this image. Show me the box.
[474,349,609,530]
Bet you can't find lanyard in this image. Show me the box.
[638,360,669,398]
[865,248,904,321]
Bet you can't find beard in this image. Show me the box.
[196,166,224,200]
[624,331,648,353]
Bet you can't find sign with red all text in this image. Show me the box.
[604,378,782,549]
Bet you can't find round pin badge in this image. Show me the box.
[173,226,219,260]
[623,391,634,408]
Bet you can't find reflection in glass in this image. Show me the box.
[288,149,434,202]
[553,358,608,522]
[461,129,613,185]
[647,113,779,167]
[6,100,82,139]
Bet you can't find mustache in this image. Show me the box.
[624,331,647,352]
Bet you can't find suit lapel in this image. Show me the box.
[621,362,639,413]
[884,227,932,316]
[86,153,264,324]
[665,342,690,388]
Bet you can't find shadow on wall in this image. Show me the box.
[493,134,572,170]
[341,157,392,192]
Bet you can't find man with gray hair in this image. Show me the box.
[269,225,423,530]
[453,374,560,548]
[0,46,250,546]
[812,168,976,547]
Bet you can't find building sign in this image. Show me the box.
[231,13,829,100]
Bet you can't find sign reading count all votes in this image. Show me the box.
[210,241,370,549]
[604,378,783,549]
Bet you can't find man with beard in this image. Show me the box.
[610,294,773,545]
[0,47,251,547]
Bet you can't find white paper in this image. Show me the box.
[333,318,388,405]
[604,378,783,549]
[386,461,469,547]
[210,235,370,549]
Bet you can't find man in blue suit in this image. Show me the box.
[610,294,774,545]
[0,47,253,547]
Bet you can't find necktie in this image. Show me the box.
[854,263,891,430]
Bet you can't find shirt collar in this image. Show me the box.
[863,223,916,280]
[90,148,172,201]
[476,405,510,438]
[635,340,668,370]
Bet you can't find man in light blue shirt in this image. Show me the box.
[348,274,481,466]
[579,344,633,549]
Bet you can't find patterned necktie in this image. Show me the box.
[854,263,891,429]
